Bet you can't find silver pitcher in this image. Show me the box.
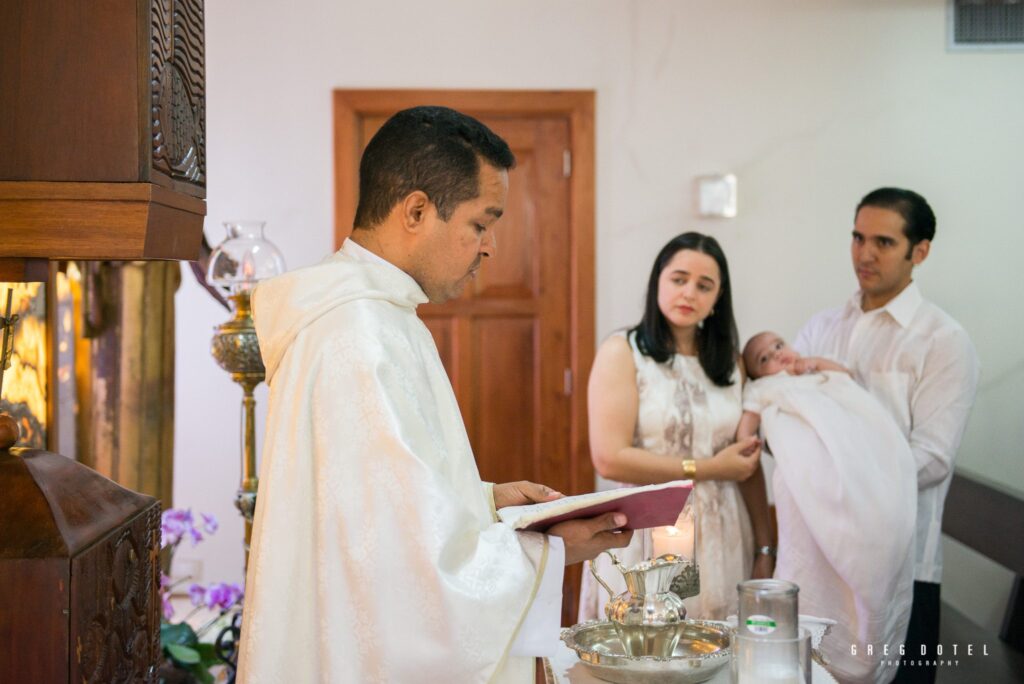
[589,552,697,657]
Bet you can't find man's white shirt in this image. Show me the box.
[794,282,980,583]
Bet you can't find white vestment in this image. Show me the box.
[237,241,554,683]
[743,371,916,684]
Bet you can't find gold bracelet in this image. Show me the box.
[681,458,697,480]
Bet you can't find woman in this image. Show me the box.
[578,232,774,622]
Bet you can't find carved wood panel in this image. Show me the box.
[70,503,161,683]
[151,0,206,188]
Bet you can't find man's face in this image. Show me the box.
[851,205,928,309]
[416,163,508,303]
[745,332,798,378]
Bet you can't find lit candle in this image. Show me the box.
[650,525,694,559]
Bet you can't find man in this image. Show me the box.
[236,107,631,683]
[795,188,980,684]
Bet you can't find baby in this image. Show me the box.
[743,330,849,379]
[738,331,917,684]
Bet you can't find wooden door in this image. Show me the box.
[334,90,595,624]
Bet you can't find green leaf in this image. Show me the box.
[165,643,201,665]
[189,664,215,684]
[194,642,220,667]
[161,621,199,647]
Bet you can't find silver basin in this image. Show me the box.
[560,619,732,684]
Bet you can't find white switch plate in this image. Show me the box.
[696,174,737,218]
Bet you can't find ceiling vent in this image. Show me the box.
[949,0,1024,50]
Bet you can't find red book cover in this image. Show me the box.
[498,481,692,533]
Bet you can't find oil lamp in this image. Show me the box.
[207,221,285,569]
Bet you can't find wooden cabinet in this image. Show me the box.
[0,447,162,683]
[0,0,207,261]
[0,3,201,677]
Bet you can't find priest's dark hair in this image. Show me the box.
[353,106,516,229]
[631,232,738,387]
[856,187,936,258]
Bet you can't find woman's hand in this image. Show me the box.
[703,436,761,481]
[751,552,775,579]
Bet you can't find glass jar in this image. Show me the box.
[737,579,799,639]
[732,626,811,683]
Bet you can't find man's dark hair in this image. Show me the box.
[632,232,739,387]
[353,106,515,229]
[856,187,936,257]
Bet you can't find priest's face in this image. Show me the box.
[417,162,509,303]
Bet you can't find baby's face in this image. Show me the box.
[746,332,800,378]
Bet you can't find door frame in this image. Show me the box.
[332,89,596,502]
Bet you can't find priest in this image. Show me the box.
[237,106,632,683]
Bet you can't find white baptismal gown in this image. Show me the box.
[744,370,917,684]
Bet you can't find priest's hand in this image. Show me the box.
[493,480,563,509]
[548,513,634,566]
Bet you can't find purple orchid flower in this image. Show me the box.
[161,507,219,549]
[205,582,245,611]
[162,593,175,620]
[158,507,232,625]
[201,513,219,535]
[161,508,193,548]
[188,583,207,607]
[160,514,186,548]
[160,573,175,619]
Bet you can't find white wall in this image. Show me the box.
[173,0,1024,633]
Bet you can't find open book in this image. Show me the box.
[497,480,692,533]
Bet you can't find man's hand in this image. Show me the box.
[795,356,852,376]
[547,513,634,565]
[493,480,563,509]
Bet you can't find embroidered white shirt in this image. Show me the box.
[794,282,980,583]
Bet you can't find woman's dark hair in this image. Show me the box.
[631,232,738,387]
[353,106,515,229]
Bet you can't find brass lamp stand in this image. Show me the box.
[204,221,284,681]
[210,291,264,570]
[205,219,285,576]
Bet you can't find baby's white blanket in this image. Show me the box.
[744,371,916,684]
